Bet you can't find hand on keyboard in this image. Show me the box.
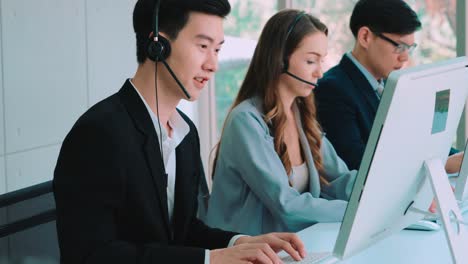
[281,252,332,264]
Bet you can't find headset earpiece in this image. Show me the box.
[147,0,191,98]
[147,0,171,62]
[147,34,171,62]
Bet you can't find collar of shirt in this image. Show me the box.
[129,78,190,160]
[346,52,384,94]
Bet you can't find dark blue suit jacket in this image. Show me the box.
[315,55,458,170]
[315,55,379,170]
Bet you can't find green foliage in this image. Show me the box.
[215,63,249,135]
[215,0,457,133]
[224,1,266,39]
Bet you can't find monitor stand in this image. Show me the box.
[423,158,468,263]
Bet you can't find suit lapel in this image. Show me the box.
[172,133,197,242]
[340,55,379,113]
[118,80,172,238]
[143,137,172,237]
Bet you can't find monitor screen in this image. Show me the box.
[334,57,468,259]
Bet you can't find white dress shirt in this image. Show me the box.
[130,80,243,264]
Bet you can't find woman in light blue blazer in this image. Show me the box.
[205,10,358,235]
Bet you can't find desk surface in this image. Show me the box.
[294,222,454,264]
[287,179,467,263]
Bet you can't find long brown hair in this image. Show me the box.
[213,9,329,185]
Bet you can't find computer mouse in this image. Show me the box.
[405,220,441,231]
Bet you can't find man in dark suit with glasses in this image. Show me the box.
[315,0,462,172]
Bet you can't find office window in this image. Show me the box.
[214,0,457,135]
[200,0,465,182]
[291,0,357,70]
[215,0,277,134]
[408,0,457,64]
[291,0,457,68]
[292,0,460,146]
[211,0,460,145]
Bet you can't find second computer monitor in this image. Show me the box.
[334,56,468,259]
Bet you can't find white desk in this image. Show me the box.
[286,177,468,264]
[293,221,460,263]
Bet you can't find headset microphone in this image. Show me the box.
[284,71,318,87]
[161,61,191,99]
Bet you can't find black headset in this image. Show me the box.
[282,11,307,72]
[147,0,171,62]
[282,11,318,87]
[146,0,191,99]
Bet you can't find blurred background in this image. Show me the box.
[0,1,466,262]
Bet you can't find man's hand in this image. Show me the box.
[210,232,306,264]
[429,186,456,213]
[446,152,464,174]
[236,233,306,261]
[429,199,437,213]
[210,243,283,264]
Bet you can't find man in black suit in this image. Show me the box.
[53,1,306,263]
[315,0,463,172]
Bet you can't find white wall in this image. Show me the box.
[0,0,140,194]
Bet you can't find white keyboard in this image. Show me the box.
[281,252,333,264]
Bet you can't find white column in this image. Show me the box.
[278,0,292,10]
[457,0,468,148]
[197,80,217,190]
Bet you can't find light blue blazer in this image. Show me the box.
[205,97,357,235]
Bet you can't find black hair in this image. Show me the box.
[350,0,421,37]
[133,0,231,64]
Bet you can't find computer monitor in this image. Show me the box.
[455,141,468,203]
[333,57,468,261]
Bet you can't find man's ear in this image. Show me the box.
[357,26,373,50]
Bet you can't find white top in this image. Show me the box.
[290,162,309,193]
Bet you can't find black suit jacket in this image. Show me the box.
[53,80,236,264]
[315,55,379,170]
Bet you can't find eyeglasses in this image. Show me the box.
[373,32,417,54]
